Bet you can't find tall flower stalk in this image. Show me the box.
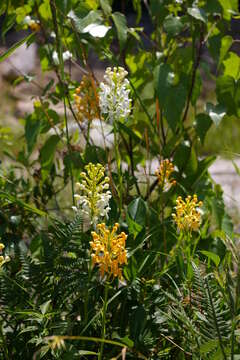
[90,223,127,359]
[99,67,131,211]
[74,163,111,226]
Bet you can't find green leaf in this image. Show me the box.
[223,52,240,79]
[216,75,236,115]
[219,35,233,66]
[40,300,51,315]
[127,197,147,226]
[40,135,60,171]
[200,250,220,267]
[187,7,207,23]
[38,0,52,21]
[25,114,41,154]
[195,113,212,144]
[155,64,188,130]
[206,103,226,126]
[100,0,111,16]
[112,12,127,50]
[163,15,183,36]
[69,9,102,32]
[219,0,238,20]
[0,33,35,62]
[200,339,218,354]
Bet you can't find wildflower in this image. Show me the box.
[99,67,131,123]
[90,223,127,279]
[73,163,111,225]
[23,16,40,32]
[155,159,176,192]
[73,76,99,122]
[172,195,203,234]
[0,243,10,268]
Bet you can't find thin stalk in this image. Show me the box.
[50,0,75,205]
[98,283,110,360]
[114,121,123,212]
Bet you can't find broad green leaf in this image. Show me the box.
[40,300,51,315]
[40,135,60,171]
[25,114,41,154]
[0,33,35,62]
[219,35,233,66]
[200,250,220,267]
[195,113,212,144]
[163,15,183,36]
[219,0,238,20]
[187,7,207,23]
[100,0,111,16]
[112,12,127,50]
[127,197,147,226]
[38,0,52,21]
[69,10,102,32]
[216,75,235,115]
[206,103,226,126]
[155,64,187,130]
[173,140,191,170]
[223,52,240,79]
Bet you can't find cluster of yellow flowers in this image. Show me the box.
[0,243,10,268]
[172,195,203,233]
[90,223,127,279]
[73,76,99,122]
[155,159,176,192]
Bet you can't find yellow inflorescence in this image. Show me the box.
[73,75,99,122]
[172,195,203,233]
[155,159,176,192]
[0,243,10,268]
[90,223,127,280]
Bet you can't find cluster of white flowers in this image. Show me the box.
[99,67,131,123]
[73,163,111,225]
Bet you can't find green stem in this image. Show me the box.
[50,0,75,206]
[98,283,109,360]
[113,121,123,212]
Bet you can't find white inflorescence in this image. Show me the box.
[73,163,111,225]
[99,67,131,123]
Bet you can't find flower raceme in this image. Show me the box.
[155,159,176,192]
[90,223,127,280]
[99,67,131,123]
[73,163,111,225]
[73,76,99,123]
[172,195,203,234]
[0,243,10,268]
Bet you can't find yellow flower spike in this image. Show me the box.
[90,223,127,280]
[155,159,176,192]
[0,243,5,252]
[0,243,10,268]
[172,194,203,234]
